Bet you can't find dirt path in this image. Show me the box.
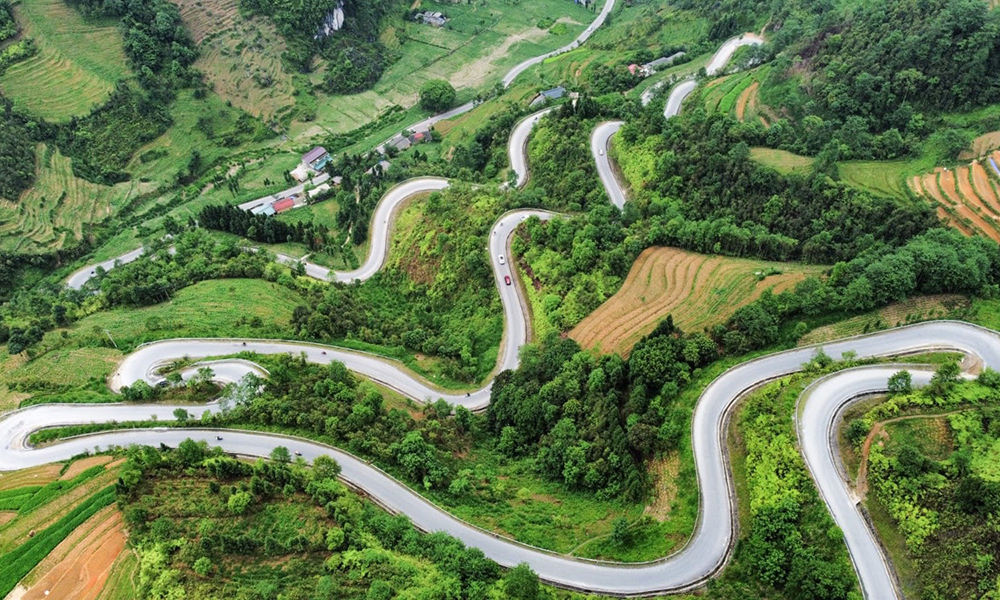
[854,409,967,499]
[734,81,758,122]
[19,506,125,600]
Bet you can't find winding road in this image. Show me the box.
[12,28,970,599]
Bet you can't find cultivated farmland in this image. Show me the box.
[570,247,823,356]
[0,145,141,253]
[907,155,1000,242]
[171,0,298,122]
[0,0,127,120]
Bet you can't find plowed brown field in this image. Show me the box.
[570,247,823,356]
[959,130,1000,160]
[19,506,125,600]
[971,162,1000,211]
[909,166,1000,241]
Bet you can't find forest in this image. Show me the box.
[686,0,1000,160]
[117,443,545,598]
[848,373,1000,598]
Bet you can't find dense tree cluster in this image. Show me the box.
[0,0,17,42]
[68,0,197,94]
[618,110,937,264]
[448,103,534,182]
[689,0,1000,158]
[212,354,471,491]
[240,0,397,87]
[291,185,506,383]
[419,79,457,113]
[57,85,173,184]
[718,229,1000,353]
[711,379,858,599]
[117,442,540,598]
[199,204,319,246]
[860,376,1000,598]
[487,319,716,500]
[0,99,37,200]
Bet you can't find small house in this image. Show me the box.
[302,147,331,171]
[529,86,566,107]
[272,198,295,213]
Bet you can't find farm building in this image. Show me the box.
[302,147,331,171]
[251,204,276,216]
[408,131,430,144]
[308,183,332,199]
[417,11,447,26]
[272,197,295,213]
[529,86,566,107]
[642,52,685,75]
[290,164,311,182]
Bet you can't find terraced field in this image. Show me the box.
[703,66,771,123]
[0,145,141,253]
[171,0,298,122]
[570,247,824,356]
[0,457,122,599]
[907,152,1000,242]
[0,0,127,120]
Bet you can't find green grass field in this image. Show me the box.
[749,147,815,176]
[838,160,912,200]
[0,0,127,120]
[299,0,596,141]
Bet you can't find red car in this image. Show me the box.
[504,275,512,286]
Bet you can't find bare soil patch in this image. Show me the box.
[0,511,16,525]
[734,80,757,122]
[0,464,61,492]
[959,130,1000,160]
[20,506,125,600]
[59,456,113,481]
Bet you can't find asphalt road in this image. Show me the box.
[32,26,962,600]
[3,322,998,597]
[509,108,555,188]
[502,0,617,88]
[591,121,626,208]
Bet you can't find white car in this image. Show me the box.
[599,148,604,156]
[498,255,506,265]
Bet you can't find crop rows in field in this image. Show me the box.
[570,246,822,356]
[0,0,127,121]
[0,145,138,253]
[907,152,1000,242]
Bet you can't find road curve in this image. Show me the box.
[591,121,626,209]
[797,367,933,600]
[509,108,556,188]
[2,322,997,597]
[502,0,617,88]
[35,24,951,600]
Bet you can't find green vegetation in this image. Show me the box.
[419,79,458,113]
[115,442,547,598]
[711,369,859,599]
[0,484,116,597]
[0,0,127,120]
[847,372,1000,598]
